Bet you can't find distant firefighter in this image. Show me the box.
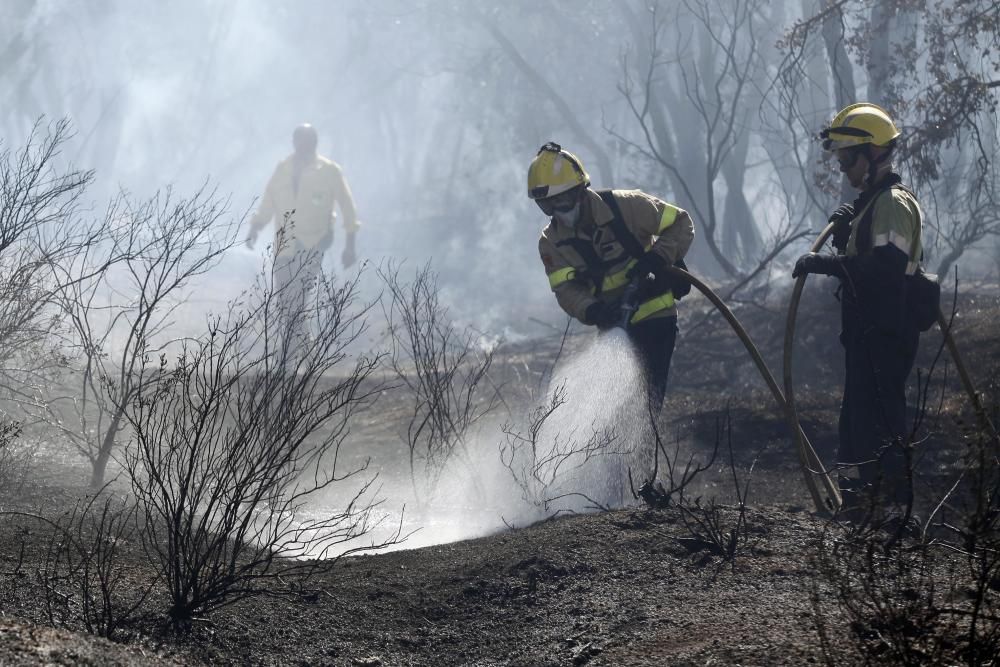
[247,123,359,266]
[792,103,926,511]
[529,142,695,413]
[247,124,360,358]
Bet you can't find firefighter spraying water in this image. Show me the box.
[530,142,695,418]
[527,142,694,498]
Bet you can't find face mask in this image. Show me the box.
[552,201,581,227]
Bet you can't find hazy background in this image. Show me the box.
[2,0,997,336]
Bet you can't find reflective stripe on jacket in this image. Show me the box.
[840,175,923,334]
[249,155,358,255]
[846,185,922,274]
[538,188,695,324]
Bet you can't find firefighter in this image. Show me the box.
[792,103,923,509]
[530,142,695,412]
[246,124,359,357]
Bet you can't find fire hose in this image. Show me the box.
[783,224,999,512]
[652,266,843,514]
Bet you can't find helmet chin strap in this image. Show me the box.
[862,146,893,187]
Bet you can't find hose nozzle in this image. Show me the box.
[617,279,641,330]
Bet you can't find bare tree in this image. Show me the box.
[0,419,28,495]
[0,119,93,405]
[0,120,98,497]
[123,267,399,628]
[479,12,616,185]
[924,121,1000,278]
[37,185,238,488]
[776,0,1000,273]
[612,0,807,279]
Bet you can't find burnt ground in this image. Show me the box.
[0,284,997,665]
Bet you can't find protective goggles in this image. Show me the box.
[819,125,872,151]
[835,144,868,170]
[535,187,580,216]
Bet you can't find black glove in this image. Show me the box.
[584,300,621,329]
[828,203,855,254]
[626,251,667,281]
[792,252,844,279]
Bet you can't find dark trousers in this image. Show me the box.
[838,323,919,503]
[628,315,678,414]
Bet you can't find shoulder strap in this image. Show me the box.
[597,189,645,259]
[553,228,609,296]
[855,183,903,254]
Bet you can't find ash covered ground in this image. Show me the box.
[0,287,997,666]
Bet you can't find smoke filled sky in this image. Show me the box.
[3,0,996,331]
[6,1,616,328]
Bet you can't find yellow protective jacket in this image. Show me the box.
[538,188,695,324]
[839,173,923,333]
[248,154,358,256]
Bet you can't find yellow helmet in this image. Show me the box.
[820,103,900,151]
[527,142,589,199]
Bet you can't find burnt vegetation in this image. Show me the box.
[0,1,998,664]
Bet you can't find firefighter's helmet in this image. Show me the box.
[820,103,900,151]
[527,142,589,199]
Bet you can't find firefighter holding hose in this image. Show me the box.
[792,103,924,511]
[529,142,695,412]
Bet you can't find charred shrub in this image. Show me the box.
[380,262,501,509]
[674,411,755,565]
[815,363,1000,665]
[124,270,400,629]
[3,493,152,640]
[500,384,625,516]
[814,530,985,665]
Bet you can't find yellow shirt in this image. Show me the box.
[249,154,358,255]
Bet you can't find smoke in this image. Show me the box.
[1,1,639,336]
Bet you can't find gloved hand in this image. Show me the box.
[626,251,666,280]
[792,252,844,279]
[584,300,621,329]
[828,203,855,254]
